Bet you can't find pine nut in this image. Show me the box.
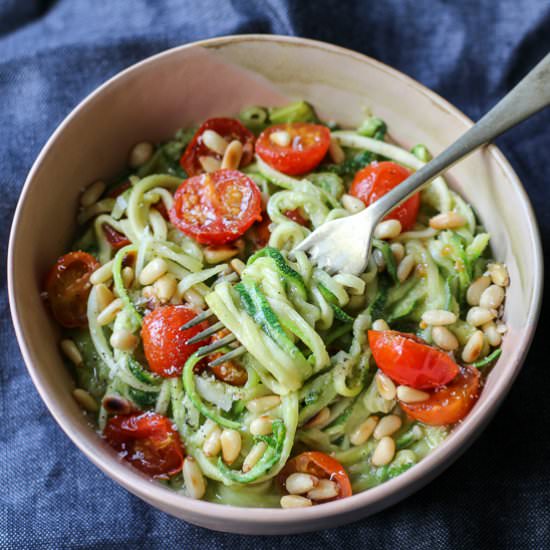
[397,254,415,282]
[199,156,221,173]
[467,306,496,327]
[390,242,405,262]
[374,219,402,240]
[328,138,345,164]
[60,339,83,367]
[373,249,386,271]
[142,285,160,308]
[221,140,243,170]
[479,284,505,309]
[102,394,134,415]
[204,245,239,264]
[129,141,154,168]
[80,180,106,207]
[220,429,242,464]
[307,479,339,501]
[396,385,430,403]
[72,388,98,412]
[372,319,390,331]
[372,436,396,466]
[97,298,123,326]
[280,495,312,508]
[376,371,396,400]
[242,442,267,473]
[466,276,491,306]
[230,258,246,276]
[246,395,281,414]
[183,288,205,309]
[342,194,365,214]
[350,416,378,446]
[110,329,138,352]
[431,326,459,351]
[250,416,273,435]
[286,473,318,495]
[304,407,331,429]
[203,425,222,457]
[201,129,228,155]
[421,309,457,326]
[429,211,466,230]
[153,273,177,303]
[90,260,114,285]
[122,266,134,288]
[374,414,402,439]
[95,283,114,312]
[462,330,485,363]
[270,130,292,147]
[183,457,206,499]
[487,263,509,287]
[496,322,508,334]
[483,321,502,347]
[139,258,168,285]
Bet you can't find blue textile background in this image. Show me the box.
[1,1,549,548]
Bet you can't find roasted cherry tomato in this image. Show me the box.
[180,117,255,176]
[169,170,262,245]
[141,305,209,378]
[44,251,100,328]
[247,212,272,250]
[256,123,331,176]
[368,330,459,390]
[106,180,131,198]
[207,329,248,387]
[399,365,480,425]
[104,411,184,478]
[283,208,310,227]
[350,161,420,230]
[278,451,352,501]
[102,224,131,250]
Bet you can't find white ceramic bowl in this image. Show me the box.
[8,35,543,534]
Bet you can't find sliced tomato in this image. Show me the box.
[180,118,255,176]
[106,180,131,199]
[283,208,310,227]
[207,329,248,387]
[102,224,131,250]
[368,330,459,390]
[44,251,100,328]
[169,170,262,245]
[104,411,184,479]
[399,365,480,425]
[278,451,352,501]
[141,305,209,378]
[350,161,420,230]
[247,213,272,250]
[256,123,331,175]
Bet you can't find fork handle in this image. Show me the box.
[367,52,550,222]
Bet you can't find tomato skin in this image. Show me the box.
[283,208,310,227]
[44,251,100,328]
[104,411,184,479]
[368,330,459,390]
[102,224,131,250]
[256,123,331,176]
[399,365,480,425]
[180,118,255,176]
[169,170,262,245]
[278,451,352,500]
[141,305,209,378]
[350,161,420,230]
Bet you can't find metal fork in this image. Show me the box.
[293,53,550,275]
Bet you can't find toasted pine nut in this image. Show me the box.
[102,394,134,415]
[201,129,228,155]
[374,414,402,439]
[199,156,221,173]
[250,416,273,435]
[286,473,318,495]
[139,258,168,285]
[328,138,345,164]
[95,283,115,312]
[90,260,114,285]
[374,219,402,240]
[220,429,242,464]
[221,140,243,170]
[230,258,246,276]
[183,288,205,309]
[483,321,502,347]
[373,249,386,271]
[121,266,134,288]
[203,426,222,457]
[397,254,415,282]
[372,436,396,466]
[421,309,457,326]
[342,194,365,214]
[80,180,106,207]
[60,339,83,367]
[429,211,466,230]
[462,330,484,363]
[396,385,430,403]
[466,276,491,306]
[97,298,123,326]
[183,457,206,499]
[304,407,331,429]
[204,245,239,264]
[153,273,177,303]
[307,479,339,501]
[350,416,379,446]
[242,441,267,473]
[72,388,98,412]
[280,495,312,508]
[270,130,292,147]
[372,319,390,331]
[479,284,505,310]
[246,395,281,414]
[142,285,160,308]
[467,306,496,327]
[487,263,509,287]
[432,326,459,351]
[128,141,153,168]
[390,242,405,263]
[110,329,138,352]
[376,371,396,400]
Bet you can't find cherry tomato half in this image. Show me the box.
[102,224,131,250]
[44,251,100,328]
[141,305,209,378]
[278,451,352,501]
[180,118,255,176]
[256,123,331,176]
[350,161,420,230]
[104,411,184,479]
[399,365,480,425]
[283,208,310,227]
[368,330,459,390]
[169,170,262,245]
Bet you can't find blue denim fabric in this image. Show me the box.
[1,1,549,548]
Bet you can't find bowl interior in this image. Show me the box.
[9,35,542,534]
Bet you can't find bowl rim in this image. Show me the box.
[8,33,544,528]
